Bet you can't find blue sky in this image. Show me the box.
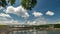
[32,0,60,23]
[0,0,60,25]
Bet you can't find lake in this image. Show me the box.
[9,30,60,34]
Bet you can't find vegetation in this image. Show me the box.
[9,0,16,5]
[21,0,37,10]
[0,0,16,7]
[0,0,7,7]
[30,25,50,28]
[0,0,37,10]
[54,24,60,28]
[0,24,60,29]
[28,24,60,28]
[0,25,9,29]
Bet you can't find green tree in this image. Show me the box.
[9,0,16,5]
[21,0,37,10]
[0,0,7,7]
[0,0,16,7]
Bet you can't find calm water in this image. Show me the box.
[9,30,60,34]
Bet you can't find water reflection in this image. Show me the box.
[9,30,60,34]
[9,30,47,34]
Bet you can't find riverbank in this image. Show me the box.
[0,27,60,34]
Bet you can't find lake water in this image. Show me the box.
[9,30,60,34]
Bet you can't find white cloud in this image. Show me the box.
[0,20,20,25]
[46,11,55,16]
[32,11,43,17]
[0,17,21,25]
[0,13,20,25]
[0,13,11,18]
[5,5,29,18]
[56,22,60,24]
[0,6,4,10]
[26,17,48,25]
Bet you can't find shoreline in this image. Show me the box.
[0,28,60,34]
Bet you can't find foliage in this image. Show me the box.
[21,0,37,10]
[9,0,16,5]
[0,0,7,7]
[0,0,16,7]
[54,24,60,28]
[0,25,9,29]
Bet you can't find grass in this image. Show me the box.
[0,25,9,29]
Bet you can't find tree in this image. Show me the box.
[0,0,7,7]
[0,0,16,7]
[21,0,37,10]
[8,0,16,5]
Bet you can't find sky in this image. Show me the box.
[0,0,60,25]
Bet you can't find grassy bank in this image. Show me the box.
[0,25,9,29]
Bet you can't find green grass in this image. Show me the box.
[0,25,9,29]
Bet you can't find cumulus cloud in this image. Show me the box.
[0,6,4,10]
[0,17,21,25]
[26,17,48,25]
[0,20,19,25]
[5,5,29,18]
[32,11,43,17]
[56,22,60,24]
[0,13,11,18]
[0,13,20,25]
[46,11,55,16]
[0,20,21,25]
